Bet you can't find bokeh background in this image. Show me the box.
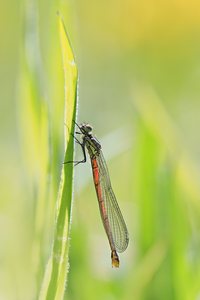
[1,0,200,299]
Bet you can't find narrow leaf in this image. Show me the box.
[39,15,78,300]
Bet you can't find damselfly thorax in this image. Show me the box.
[83,134,101,158]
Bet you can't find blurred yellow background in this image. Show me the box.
[1,0,200,299]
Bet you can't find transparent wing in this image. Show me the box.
[96,151,129,253]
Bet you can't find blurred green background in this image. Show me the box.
[1,0,200,299]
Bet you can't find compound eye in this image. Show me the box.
[85,124,92,133]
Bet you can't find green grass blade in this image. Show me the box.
[39,15,78,300]
[133,85,200,209]
[132,85,200,299]
[18,3,51,294]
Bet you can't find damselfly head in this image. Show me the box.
[80,123,93,134]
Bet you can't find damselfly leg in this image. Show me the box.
[63,123,87,166]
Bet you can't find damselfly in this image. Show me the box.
[66,122,129,267]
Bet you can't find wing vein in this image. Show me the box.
[96,151,129,253]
